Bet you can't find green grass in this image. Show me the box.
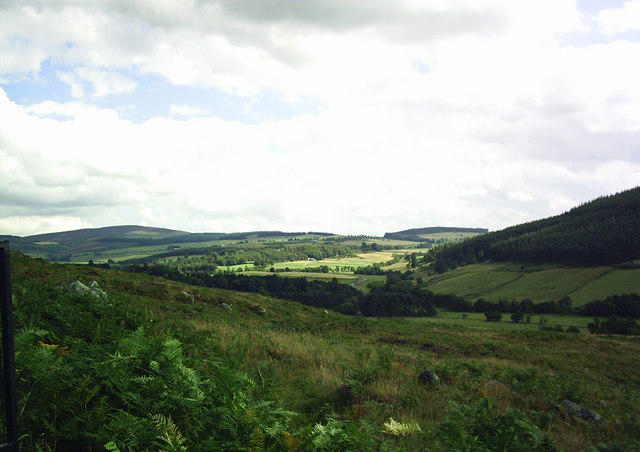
[421,261,640,305]
[418,231,482,241]
[420,310,593,331]
[73,240,226,263]
[10,252,640,451]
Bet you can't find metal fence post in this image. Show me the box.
[0,242,18,451]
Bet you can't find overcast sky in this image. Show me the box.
[1,0,639,237]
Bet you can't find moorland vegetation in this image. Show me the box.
[9,251,640,451]
[6,187,640,450]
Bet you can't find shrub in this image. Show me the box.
[588,317,640,335]
[485,311,503,322]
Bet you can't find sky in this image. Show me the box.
[1,0,640,237]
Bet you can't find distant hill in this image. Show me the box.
[1,225,189,261]
[384,227,488,243]
[431,187,640,270]
[19,225,187,243]
[1,226,335,262]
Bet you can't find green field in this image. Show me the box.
[339,237,421,247]
[421,261,640,305]
[11,252,640,451]
[418,231,483,241]
[422,310,593,331]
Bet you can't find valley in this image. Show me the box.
[4,188,640,451]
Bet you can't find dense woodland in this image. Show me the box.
[127,265,436,317]
[122,243,356,270]
[428,187,640,270]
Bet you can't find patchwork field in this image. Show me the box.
[421,261,640,305]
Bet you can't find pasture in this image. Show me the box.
[421,261,640,305]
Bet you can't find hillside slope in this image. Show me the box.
[9,252,640,451]
[431,187,640,269]
[419,261,640,305]
[384,226,488,242]
[2,227,334,262]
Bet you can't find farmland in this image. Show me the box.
[10,251,640,451]
[418,261,640,306]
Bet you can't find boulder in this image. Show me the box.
[418,369,439,386]
[70,280,108,301]
[180,291,195,303]
[220,302,232,311]
[250,305,266,315]
[559,399,606,426]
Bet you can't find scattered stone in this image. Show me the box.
[70,280,108,301]
[418,369,439,386]
[323,309,329,315]
[220,302,232,311]
[180,291,195,303]
[559,399,607,426]
[250,305,266,315]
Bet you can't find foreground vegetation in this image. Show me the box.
[10,252,640,451]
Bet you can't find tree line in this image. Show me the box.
[432,292,640,318]
[121,243,356,269]
[126,265,436,317]
[427,187,640,270]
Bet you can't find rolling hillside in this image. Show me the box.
[384,226,488,243]
[9,251,640,451]
[430,187,640,270]
[1,227,334,263]
[418,261,640,306]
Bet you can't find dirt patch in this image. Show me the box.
[464,343,503,357]
[377,336,414,346]
[421,342,455,354]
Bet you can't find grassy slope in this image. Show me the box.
[10,252,640,451]
[420,261,640,305]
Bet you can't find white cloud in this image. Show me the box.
[508,191,534,202]
[57,68,137,98]
[597,0,640,35]
[0,1,639,236]
[170,104,209,116]
[56,70,85,98]
[0,215,85,237]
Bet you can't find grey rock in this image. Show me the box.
[70,280,108,301]
[559,399,606,426]
[220,302,232,311]
[418,369,439,386]
[180,291,195,303]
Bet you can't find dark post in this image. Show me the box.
[0,242,18,451]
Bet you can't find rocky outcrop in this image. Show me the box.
[418,369,439,386]
[559,399,606,427]
[70,280,108,301]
